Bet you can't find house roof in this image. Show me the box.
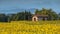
[33,14,48,17]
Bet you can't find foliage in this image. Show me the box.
[35,8,58,20]
[15,10,32,21]
[0,8,60,22]
[0,14,8,22]
[58,13,60,20]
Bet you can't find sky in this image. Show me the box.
[0,0,60,14]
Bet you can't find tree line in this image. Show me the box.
[0,8,60,22]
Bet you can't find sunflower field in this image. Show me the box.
[0,21,60,34]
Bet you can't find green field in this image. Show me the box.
[0,20,60,34]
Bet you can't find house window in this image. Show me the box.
[38,17,43,20]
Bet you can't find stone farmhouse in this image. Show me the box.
[32,14,50,21]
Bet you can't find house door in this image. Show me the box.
[34,18,36,21]
[43,17,45,20]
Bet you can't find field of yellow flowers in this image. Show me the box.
[0,20,60,34]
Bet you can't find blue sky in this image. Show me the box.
[0,0,60,14]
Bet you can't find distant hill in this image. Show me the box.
[0,8,36,14]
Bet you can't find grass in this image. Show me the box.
[0,20,60,34]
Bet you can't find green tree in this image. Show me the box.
[58,13,60,20]
[0,14,8,22]
[11,10,32,21]
[35,8,58,20]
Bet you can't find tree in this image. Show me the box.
[12,10,32,21]
[35,8,58,20]
[58,13,60,20]
[0,14,8,22]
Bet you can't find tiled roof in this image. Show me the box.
[33,14,48,17]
